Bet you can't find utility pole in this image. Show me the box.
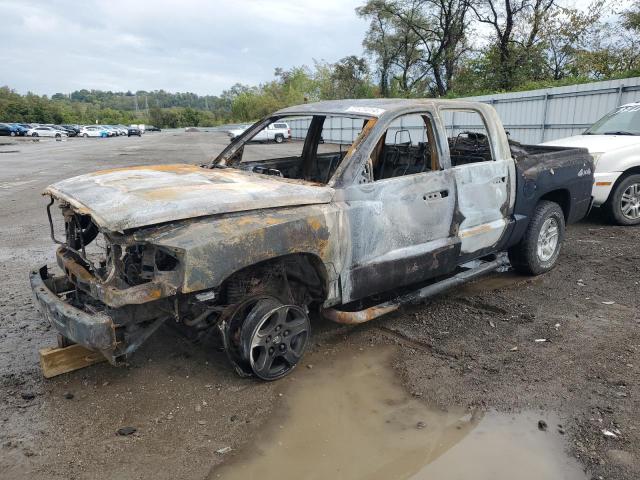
[134,95,139,116]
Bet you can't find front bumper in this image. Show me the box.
[30,265,117,355]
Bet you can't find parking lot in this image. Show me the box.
[0,131,638,479]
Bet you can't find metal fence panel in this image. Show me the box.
[287,77,640,145]
[468,77,640,144]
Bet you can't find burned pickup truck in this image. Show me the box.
[30,99,593,380]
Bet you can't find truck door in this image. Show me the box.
[339,112,460,302]
[438,108,514,256]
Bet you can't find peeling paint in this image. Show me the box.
[32,98,594,364]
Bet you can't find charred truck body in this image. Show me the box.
[30,99,594,380]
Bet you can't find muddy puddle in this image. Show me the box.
[209,348,586,480]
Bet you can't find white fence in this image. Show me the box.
[288,77,640,145]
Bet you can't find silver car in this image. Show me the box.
[26,126,68,138]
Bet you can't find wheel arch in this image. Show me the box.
[609,166,640,200]
[604,169,640,224]
[539,188,571,221]
[219,252,330,307]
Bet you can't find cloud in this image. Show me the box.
[0,0,368,95]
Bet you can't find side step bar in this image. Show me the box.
[323,254,510,325]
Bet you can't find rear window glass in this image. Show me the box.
[273,123,288,129]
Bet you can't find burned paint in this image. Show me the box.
[45,165,335,232]
[31,98,593,371]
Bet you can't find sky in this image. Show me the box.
[0,0,631,97]
[0,0,368,96]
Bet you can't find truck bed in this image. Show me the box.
[502,141,594,251]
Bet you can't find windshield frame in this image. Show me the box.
[207,113,377,187]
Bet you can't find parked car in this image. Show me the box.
[0,123,14,136]
[127,126,142,137]
[7,123,27,136]
[146,125,161,132]
[54,125,77,137]
[111,126,126,136]
[228,124,250,141]
[79,126,108,138]
[62,124,81,135]
[113,125,128,136]
[252,122,291,143]
[99,125,118,137]
[542,101,640,225]
[30,99,593,381]
[27,126,68,138]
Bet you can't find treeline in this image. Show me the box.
[1,0,638,127]
[213,0,640,121]
[0,87,231,127]
[356,0,640,97]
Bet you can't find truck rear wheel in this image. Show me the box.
[274,134,284,144]
[606,174,640,226]
[508,200,565,275]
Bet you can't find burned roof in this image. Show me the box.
[275,98,488,118]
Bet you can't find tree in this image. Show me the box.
[538,1,605,80]
[357,1,403,96]
[181,107,202,127]
[622,1,640,32]
[329,56,376,98]
[377,0,472,96]
[470,0,556,90]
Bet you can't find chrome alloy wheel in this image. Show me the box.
[537,217,560,262]
[620,182,640,220]
[241,301,310,381]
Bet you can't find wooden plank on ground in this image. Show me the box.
[39,344,106,378]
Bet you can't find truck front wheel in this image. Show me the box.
[606,174,640,226]
[223,295,310,381]
[509,200,565,275]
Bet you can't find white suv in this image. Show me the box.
[232,122,291,144]
[543,102,640,225]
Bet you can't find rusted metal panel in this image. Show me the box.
[322,254,511,325]
[45,165,334,232]
[322,304,399,324]
[56,247,177,308]
[336,169,458,302]
[452,160,511,253]
[140,205,343,299]
[30,266,117,352]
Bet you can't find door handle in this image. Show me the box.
[423,190,449,201]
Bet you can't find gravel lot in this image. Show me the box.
[0,132,638,479]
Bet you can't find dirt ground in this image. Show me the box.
[0,132,638,480]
